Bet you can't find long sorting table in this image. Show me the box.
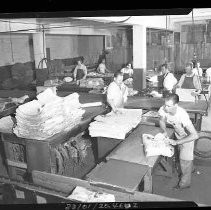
[102,124,174,194]
[125,96,208,131]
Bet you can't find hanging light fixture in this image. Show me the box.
[164,15,168,64]
[8,20,14,62]
[191,9,197,68]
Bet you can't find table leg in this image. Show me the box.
[194,113,197,125]
[153,157,173,178]
[144,167,152,193]
[194,114,202,132]
[198,114,202,131]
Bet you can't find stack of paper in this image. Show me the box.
[13,88,85,140]
[89,109,142,139]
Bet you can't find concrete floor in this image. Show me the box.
[153,102,211,206]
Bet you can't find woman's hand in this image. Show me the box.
[175,84,180,89]
[162,131,169,138]
[166,139,177,146]
[191,91,200,97]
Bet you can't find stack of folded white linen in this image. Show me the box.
[13,88,85,140]
[89,108,142,139]
[142,133,174,157]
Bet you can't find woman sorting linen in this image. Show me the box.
[176,62,202,97]
[192,61,203,77]
[73,58,87,85]
[96,58,110,74]
[120,62,133,81]
[106,71,128,114]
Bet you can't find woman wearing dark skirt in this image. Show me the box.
[120,63,133,81]
[73,59,87,85]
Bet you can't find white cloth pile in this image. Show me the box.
[142,133,174,157]
[89,108,142,139]
[13,88,85,140]
[127,87,138,96]
[80,78,104,89]
[150,90,162,98]
[67,186,115,202]
[0,116,14,133]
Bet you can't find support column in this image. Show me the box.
[32,32,47,69]
[133,25,147,90]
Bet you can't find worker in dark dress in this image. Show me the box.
[191,53,198,69]
[73,59,87,85]
[176,62,201,96]
[120,62,133,81]
[158,93,199,190]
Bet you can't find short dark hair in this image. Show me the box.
[186,62,193,68]
[76,58,83,64]
[164,93,179,104]
[126,62,132,67]
[161,63,168,69]
[114,71,123,78]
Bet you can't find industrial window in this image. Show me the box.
[105,35,113,50]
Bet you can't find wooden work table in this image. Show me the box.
[126,96,208,115]
[105,124,174,193]
[125,96,208,131]
[1,105,107,182]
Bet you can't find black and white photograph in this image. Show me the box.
[0,6,211,208]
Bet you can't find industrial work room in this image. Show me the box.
[1,8,211,208]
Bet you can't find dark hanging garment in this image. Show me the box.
[158,73,171,97]
[76,69,85,80]
[181,76,195,89]
[191,59,197,68]
[123,73,130,81]
[158,74,165,89]
[158,73,169,89]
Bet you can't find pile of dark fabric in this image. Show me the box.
[50,132,95,178]
[2,63,34,90]
[7,142,26,163]
[13,89,85,140]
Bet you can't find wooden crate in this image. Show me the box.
[1,131,97,182]
[1,106,106,182]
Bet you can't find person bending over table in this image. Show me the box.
[106,71,128,114]
[96,59,110,74]
[158,93,199,190]
[120,62,133,81]
[176,62,202,97]
[73,58,87,85]
[159,63,177,95]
